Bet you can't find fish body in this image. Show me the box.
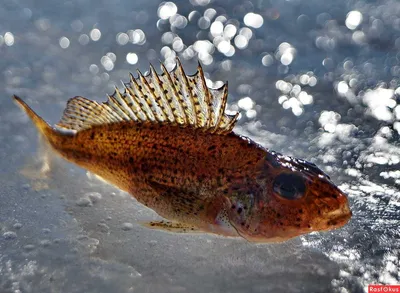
[14,59,351,242]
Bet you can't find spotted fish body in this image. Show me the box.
[14,58,351,242]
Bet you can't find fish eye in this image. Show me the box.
[273,173,306,200]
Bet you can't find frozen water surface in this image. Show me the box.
[1,0,400,292]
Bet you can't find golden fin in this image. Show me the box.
[142,220,202,233]
[55,58,239,134]
[13,95,54,137]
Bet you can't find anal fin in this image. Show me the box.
[142,220,202,233]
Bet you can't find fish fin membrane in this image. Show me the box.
[55,58,239,135]
[142,220,202,233]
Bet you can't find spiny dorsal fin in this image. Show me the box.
[56,58,239,134]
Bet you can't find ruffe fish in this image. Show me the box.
[13,58,351,242]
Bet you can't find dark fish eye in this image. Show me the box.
[273,173,306,200]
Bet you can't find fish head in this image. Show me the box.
[226,152,352,242]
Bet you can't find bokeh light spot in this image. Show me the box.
[90,29,101,41]
[345,11,363,30]
[59,37,70,49]
[158,2,177,20]
[116,33,129,45]
[126,53,138,65]
[4,32,14,46]
[234,35,248,49]
[244,13,264,29]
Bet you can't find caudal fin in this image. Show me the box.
[13,95,54,138]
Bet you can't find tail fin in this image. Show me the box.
[13,95,54,138]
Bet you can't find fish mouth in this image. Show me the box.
[307,204,352,232]
[324,207,352,229]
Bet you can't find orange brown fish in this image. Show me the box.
[13,58,351,242]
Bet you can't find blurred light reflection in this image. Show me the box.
[59,37,70,49]
[4,32,14,46]
[346,11,363,30]
[158,2,177,20]
[243,13,264,29]
[126,53,138,65]
[90,29,101,41]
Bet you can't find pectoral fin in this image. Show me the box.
[142,220,202,233]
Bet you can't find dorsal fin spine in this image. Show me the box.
[107,94,127,120]
[161,63,187,124]
[155,65,179,123]
[176,58,197,125]
[149,65,175,123]
[108,92,130,121]
[222,112,239,134]
[114,86,138,121]
[102,102,122,122]
[197,62,212,129]
[122,83,144,121]
[125,76,150,121]
[115,84,139,121]
[73,99,105,124]
[129,73,156,121]
[54,58,239,134]
[137,70,166,122]
[215,83,228,131]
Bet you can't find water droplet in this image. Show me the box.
[13,223,23,230]
[86,192,102,203]
[40,239,51,247]
[3,231,17,240]
[76,235,99,253]
[24,244,36,252]
[97,223,110,233]
[76,197,92,207]
[42,228,51,234]
[122,222,134,231]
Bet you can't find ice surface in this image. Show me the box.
[1,0,400,292]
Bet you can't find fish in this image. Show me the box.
[13,58,351,242]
